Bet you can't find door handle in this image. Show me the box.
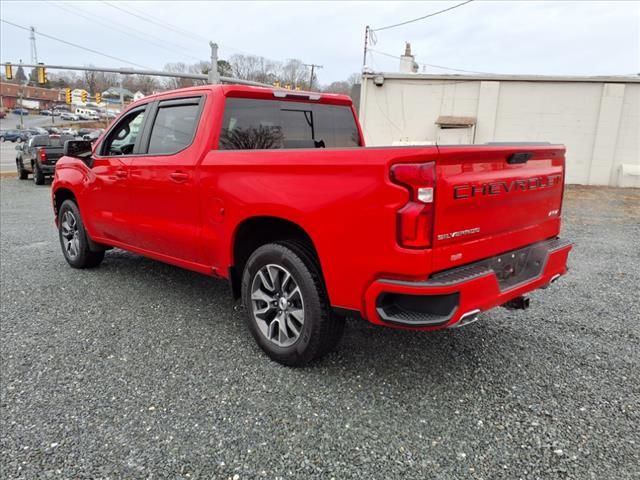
[114,169,128,179]
[169,171,189,183]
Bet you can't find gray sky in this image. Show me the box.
[1,0,639,83]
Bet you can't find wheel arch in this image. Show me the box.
[52,187,78,219]
[229,216,323,299]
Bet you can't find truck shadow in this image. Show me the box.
[98,249,526,389]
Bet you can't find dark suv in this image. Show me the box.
[0,130,30,143]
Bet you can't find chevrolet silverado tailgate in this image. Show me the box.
[432,144,566,268]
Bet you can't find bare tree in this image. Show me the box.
[135,75,158,94]
[84,68,98,94]
[281,59,307,89]
[322,73,362,97]
[163,62,195,89]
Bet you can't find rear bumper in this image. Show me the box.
[364,237,572,330]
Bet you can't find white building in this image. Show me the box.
[71,88,88,106]
[359,73,640,187]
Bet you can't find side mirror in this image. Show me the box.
[64,140,93,167]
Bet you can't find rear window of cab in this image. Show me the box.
[219,98,360,150]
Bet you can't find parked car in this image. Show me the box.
[82,129,104,142]
[52,85,573,366]
[60,128,78,136]
[16,134,75,184]
[25,128,48,136]
[51,110,62,116]
[13,108,29,115]
[45,127,61,135]
[40,110,53,116]
[0,129,30,143]
[60,112,79,121]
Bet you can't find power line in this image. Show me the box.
[51,1,204,62]
[369,48,496,75]
[101,1,300,66]
[0,18,151,69]
[102,1,207,43]
[118,1,209,43]
[372,0,474,32]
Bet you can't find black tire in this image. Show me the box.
[281,239,345,357]
[32,162,45,185]
[16,137,22,143]
[16,160,28,180]
[58,200,105,269]
[241,241,344,366]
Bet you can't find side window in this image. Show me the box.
[146,101,200,155]
[101,108,146,156]
[219,99,283,150]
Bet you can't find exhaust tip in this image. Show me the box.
[449,309,481,328]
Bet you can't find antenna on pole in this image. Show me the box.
[29,26,38,65]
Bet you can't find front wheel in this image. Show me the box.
[17,160,28,180]
[58,200,104,269]
[241,241,344,366]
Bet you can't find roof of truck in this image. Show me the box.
[127,84,354,108]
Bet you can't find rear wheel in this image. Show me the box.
[58,200,104,269]
[241,241,344,366]
[32,162,45,185]
[0,136,5,142]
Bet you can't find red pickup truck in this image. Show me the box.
[52,85,572,366]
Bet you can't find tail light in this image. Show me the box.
[39,149,47,164]
[390,162,435,248]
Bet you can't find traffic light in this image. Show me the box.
[36,63,47,84]
[5,62,12,81]
[95,92,102,104]
[65,88,72,104]
[81,91,88,103]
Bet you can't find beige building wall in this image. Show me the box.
[359,74,640,187]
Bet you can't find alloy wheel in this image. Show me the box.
[60,210,80,260]
[250,264,305,347]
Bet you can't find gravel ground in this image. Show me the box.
[1,179,639,479]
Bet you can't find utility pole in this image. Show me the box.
[208,42,219,84]
[362,25,369,71]
[29,27,38,65]
[119,75,124,110]
[18,60,24,129]
[304,63,322,90]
